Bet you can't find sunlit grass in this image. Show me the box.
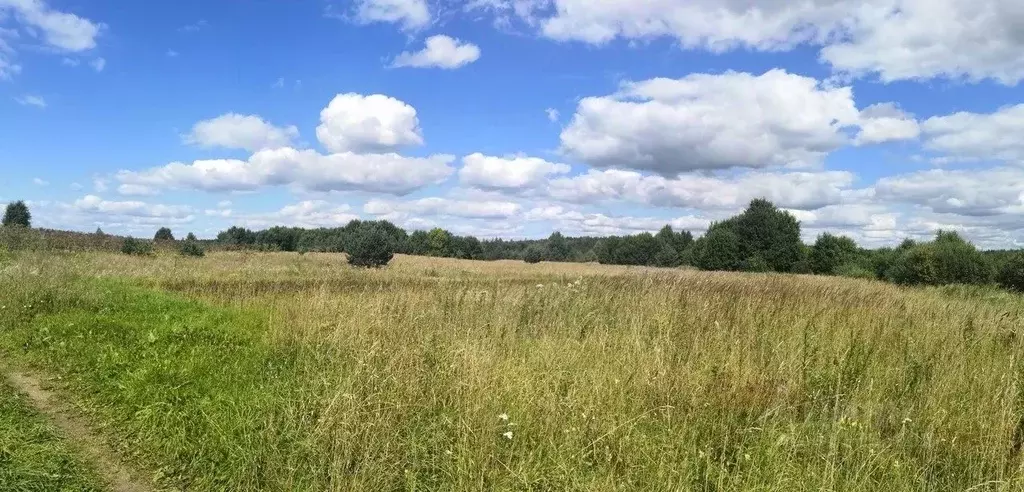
[2,251,1024,490]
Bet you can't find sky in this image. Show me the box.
[2,0,1024,248]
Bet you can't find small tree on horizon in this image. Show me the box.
[346,226,395,268]
[2,201,31,227]
[154,227,175,242]
[185,232,198,241]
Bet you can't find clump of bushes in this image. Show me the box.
[346,225,395,268]
[179,240,205,257]
[121,237,154,256]
[523,246,543,264]
[691,199,801,273]
[883,231,992,286]
[154,227,174,242]
[997,253,1024,292]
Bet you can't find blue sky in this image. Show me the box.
[3,0,1024,248]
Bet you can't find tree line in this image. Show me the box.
[5,198,1024,292]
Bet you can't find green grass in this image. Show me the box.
[3,251,1024,490]
[0,381,104,491]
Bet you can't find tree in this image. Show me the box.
[179,240,205,257]
[427,228,453,257]
[930,230,992,285]
[653,242,681,267]
[692,225,743,271]
[2,201,31,227]
[121,237,154,256]
[997,253,1024,292]
[185,232,197,241]
[217,226,256,246]
[154,227,175,242]
[886,244,937,286]
[407,230,430,255]
[734,199,802,272]
[546,231,571,262]
[523,246,543,264]
[346,226,395,267]
[810,233,859,275]
[656,225,692,253]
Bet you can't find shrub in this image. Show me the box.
[2,200,31,227]
[835,263,876,280]
[185,232,198,241]
[121,237,154,256]
[740,254,771,273]
[810,233,858,275]
[154,227,175,242]
[886,244,937,285]
[652,242,681,267]
[691,226,742,271]
[179,240,205,257]
[346,226,395,268]
[523,246,543,264]
[734,199,803,273]
[997,253,1024,292]
[931,230,992,285]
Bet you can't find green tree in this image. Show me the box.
[523,245,543,264]
[652,242,681,267]
[346,226,395,267]
[179,240,205,257]
[406,230,430,255]
[810,233,859,275]
[154,227,175,242]
[692,225,743,271]
[930,230,992,285]
[217,226,256,246]
[656,224,692,253]
[546,231,571,261]
[427,228,453,257]
[997,252,1024,292]
[734,199,803,272]
[2,200,31,227]
[185,232,198,241]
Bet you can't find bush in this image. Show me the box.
[179,240,205,257]
[997,253,1024,292]
[523,246,543,264]
[692,226,742,271]
[835,263,876,280]
[346,226,395,268]
[185,232,198,241]
[154,227,174,242]
[121,237,154,256]
[652,242,681,267]
[810,233,858,275]
[931,230,992,285]
[2,200,31,227]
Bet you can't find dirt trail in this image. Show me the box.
[4,371,154,492]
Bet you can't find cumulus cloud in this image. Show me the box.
[365,196,521,219]
[874,167,1024,217]
[391,35,480,69]
[184,113,299,151]
[353,0,430,30]
[459,153,570,191]
[545,108,559,122]
[475,0,1024,84]
[241,201,360,229]
[70,195,193,219]
[0,0,102,78]
[560,70,860,175]
[920,104,1024,163]
[855,103,920,145]
[116,147,454,195]
[316,93,424,153]
[546,168,863,211]
[524,205,711,236]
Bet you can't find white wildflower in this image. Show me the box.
[498,413,509,422]
[502,431,513,440]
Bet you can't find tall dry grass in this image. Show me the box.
[3,251,1024,490]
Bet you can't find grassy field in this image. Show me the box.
[3,251,1024,490]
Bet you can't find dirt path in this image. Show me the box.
[4,371,154,492]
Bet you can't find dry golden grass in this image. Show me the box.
[4,250,1024,490]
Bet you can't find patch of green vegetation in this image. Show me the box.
[0,382,104,491]
[1,276,309,490]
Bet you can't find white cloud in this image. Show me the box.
[32,177,48,186]
[14,94,45,107]
[560,70,860,175]
[874,167,1024,217]
[178,19,208,33]
[316,93,423,153]
[184,113,299,152]
[855,103,920,145]
[70,195,193,219]
[239,201,359,229]
[217,200,232,208]
[920,104,1024,164]
[60,57,78,66]
[545,108,559,122]
[365,197,521,219]
[353,0,430,30]
[0,0,103,51]
[117,184,159,196]
[546,168,863,211]
[479,0,1024,84]
[821,0,1024,84]
[524,205,711,236]
[89,57,104,72]
[391,35,481,69]
[116,147,454,195]
[166,49,179,57]
[459,153,571,191]
[69,182,82,191]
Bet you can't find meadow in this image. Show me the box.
[3,250,1024,490]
